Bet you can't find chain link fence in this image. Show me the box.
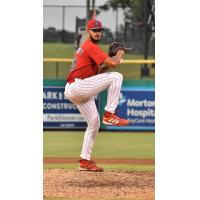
[43,1,155,80]
[43,1,155,56]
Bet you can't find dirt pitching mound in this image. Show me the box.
[44,169,154,200]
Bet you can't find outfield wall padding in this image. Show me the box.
[43,79,155,131]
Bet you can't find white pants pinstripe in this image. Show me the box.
[64,72,123,160]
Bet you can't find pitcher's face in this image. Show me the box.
[88,29,103,43]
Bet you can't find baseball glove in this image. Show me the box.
[108,42,131,57]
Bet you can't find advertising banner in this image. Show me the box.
[43,86,98,129]
[105,86,155,131]
[43,80,154,131]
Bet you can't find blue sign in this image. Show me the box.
[105,86,155,131]
[43,86,99,129]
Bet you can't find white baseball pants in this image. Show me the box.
[64,72,123,160]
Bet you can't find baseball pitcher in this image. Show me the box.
[64,19,129,172]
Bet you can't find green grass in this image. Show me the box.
[44,132,154,200]
[43,131,154,172]
[43,131,155,159]
[43,43,155,80]
[43,43,76,58]
[43,43,152,59]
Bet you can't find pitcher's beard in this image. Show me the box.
[89,34,101,43]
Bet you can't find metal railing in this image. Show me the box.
[43,58,155,79]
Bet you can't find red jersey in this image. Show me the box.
[67,39,108,83]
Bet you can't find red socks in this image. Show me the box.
[104,111,113,117]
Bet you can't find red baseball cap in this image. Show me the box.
[87,19,104,30]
